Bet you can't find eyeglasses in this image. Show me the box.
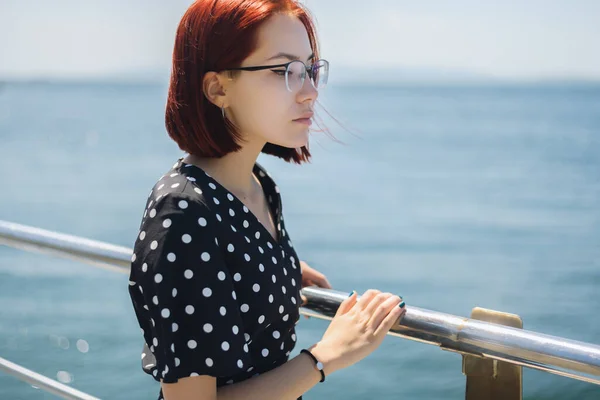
[223,59,329,93]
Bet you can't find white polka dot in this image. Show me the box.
[279,305,284,313]
[227,193,234,201]
[283,314,289,321]
[244,254,251,262]
[243,206,249,213]
[244,333,250,342]
[245,236,251,243]
[291,278,296,286]
[227,244,235,252]
[229,209,235,217]
[202,287,212,297]
[171,183,180,188]
[131,253,137,262]
[205,358,213,367]
[262,349,269,357]
[149,209,157,218]
[153,337,158,347]
[161,308,170,318]
[217,271,226,281]
[175,358,180,367]
[272,275,277,283]
[178,200,188,209]
[237,360,244,368]
[258,246,264,254]
[216,214,222,222]
[172,323,178,332]
[162,219,172,228]
[283,268,288,276]
[243,343,249,352]
[182,234,192,243]
[194,187,203,195]
[201,252,210,262]
[232,291,237,300]
[150,241,158,250]
[233,273,241,282]
[258,315,265,324]
[273,331,281,339]
[291,297,297,305]
[255,232,260,239]
[190,372,199,377]
[203,323,213,333]
[198,217,207,226]
[243,220,249,228]
[221,341,230,351]
[152,296,159,305]
[184,269,193,279]
[267,242,273,249]
[142,263,148,272]
[213,197,220,205]
[170,173,178,177]
[186,176,196,182]
[282,286,287,294]
[154,274,163,283]
[268,294,274,303]
[172,288,177,297]
[252,284,260,292]
[139,231,145,240]
[292,334,296,341]
[157,184,165,190]
[240,304,249,313]
[185,305,195,314]
[209,183,217,190]
[167,253,176,262]
[220,306,226,316]
[139,286,143,294]
[272,257,277,264]
[232,325,239,335]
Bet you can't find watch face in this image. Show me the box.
[316,361,324,370]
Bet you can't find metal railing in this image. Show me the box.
[2,219,600,399]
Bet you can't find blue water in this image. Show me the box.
[1,81,599,399]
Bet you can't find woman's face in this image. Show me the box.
[225,13,319,149]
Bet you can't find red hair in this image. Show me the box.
[165,0,320,164]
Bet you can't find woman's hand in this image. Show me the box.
[299,260,332,318]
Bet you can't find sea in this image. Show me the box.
[0,80,599,399]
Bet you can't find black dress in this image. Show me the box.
[128,158,304,400]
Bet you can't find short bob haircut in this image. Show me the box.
[165,0,320,164]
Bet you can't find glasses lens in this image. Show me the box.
[310,59,329,89]
[285,61,306,92]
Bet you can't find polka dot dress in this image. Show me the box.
[128,158,304,400]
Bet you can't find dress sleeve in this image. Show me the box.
[129,192,252,383]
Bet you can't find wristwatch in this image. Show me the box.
[300,349,325,382]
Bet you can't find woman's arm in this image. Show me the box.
[162,342,336,400]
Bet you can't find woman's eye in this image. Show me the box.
[271,70,286,77]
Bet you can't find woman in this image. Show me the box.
[127,1,407,399]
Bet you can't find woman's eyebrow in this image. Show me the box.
[265,52,315,62]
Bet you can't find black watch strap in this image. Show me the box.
[300,349,325,382]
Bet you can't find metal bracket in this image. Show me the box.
[463,307,523,400]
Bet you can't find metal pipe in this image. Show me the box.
[2,219,600,387]
[0,357,100,400]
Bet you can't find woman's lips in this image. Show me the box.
[293,118,312,126]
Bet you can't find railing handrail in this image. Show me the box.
[1,218,600,389]
[0,356,100,400]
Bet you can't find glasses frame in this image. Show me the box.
[222,59,329,93]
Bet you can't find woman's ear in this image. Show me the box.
[202,71,228,107]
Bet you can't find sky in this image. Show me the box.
[1,0,599,82]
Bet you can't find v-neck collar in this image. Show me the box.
[176,158,283,247]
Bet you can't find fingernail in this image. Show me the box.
[399,301,405,308]
[348,291,355,297]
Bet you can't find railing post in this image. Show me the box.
[463,307,523,400]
